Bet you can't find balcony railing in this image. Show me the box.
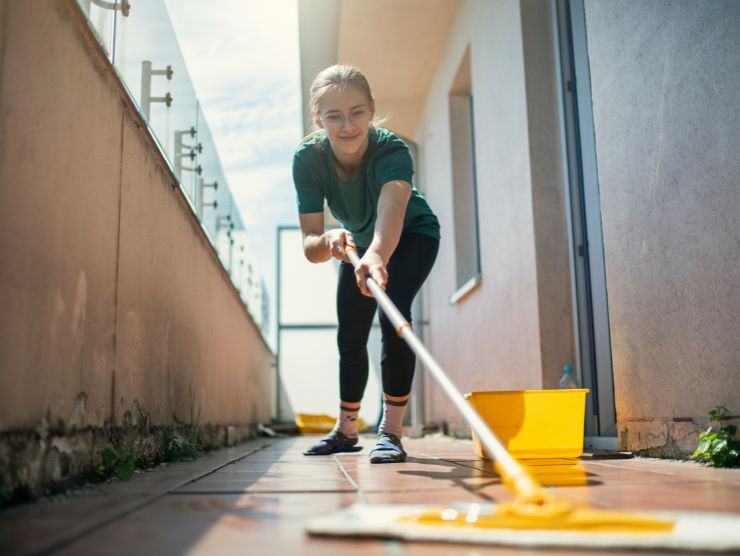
[76,0,269,333]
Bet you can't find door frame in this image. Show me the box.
[552,0,617,442]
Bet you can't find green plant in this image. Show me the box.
[165,383,204,461]
[97,445,139,480]
[691,406,740,467]
[186,383,202,445]
[164,431,201,461]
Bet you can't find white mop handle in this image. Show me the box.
[344,247,539,496]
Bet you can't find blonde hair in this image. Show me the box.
[299,64,387,146]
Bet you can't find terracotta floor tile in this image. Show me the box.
[7,435,740,556]
[0,441,269,555]
[55,493,382,556]
[0,492,156,556]
[175,478,356,494]
[585,458,740,484]
[364,487,509,505]
[448,459,600,489]
[556,480,740,514]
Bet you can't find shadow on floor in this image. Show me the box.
[399,456,601,494]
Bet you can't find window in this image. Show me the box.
[448,47,482,303]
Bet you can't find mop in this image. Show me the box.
[304,246,740,552]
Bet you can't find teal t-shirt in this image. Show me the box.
[292,127,441,248]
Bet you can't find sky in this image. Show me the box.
[164,0,304,350]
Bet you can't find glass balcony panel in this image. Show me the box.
[74,0,267,336]
[113,0,200,206]
[278,329,381,424]
[231,231,265,324]
[196,104,244,241]
[278,228,338,326]
[76,0,116,59]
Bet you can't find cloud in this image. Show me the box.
[212,126,301,170]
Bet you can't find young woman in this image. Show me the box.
[292,64,440,463]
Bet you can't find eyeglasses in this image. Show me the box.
[320,107,371,129]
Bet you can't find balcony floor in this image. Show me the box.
[3,434,740,555]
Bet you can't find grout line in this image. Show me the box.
[172,443,273,488]
[444,456,740,484]
[170,488,359,495]
[434,456,499,476]
[543,488,619,508]
[333,455,368,504]
[447,458,740,489]
[360,487,477,493]
[586,460,684,475]
[585,460,740,484]
[39,442,271,555]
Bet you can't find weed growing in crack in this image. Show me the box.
[691,406,740,468]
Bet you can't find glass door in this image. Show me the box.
[554,0,617,444]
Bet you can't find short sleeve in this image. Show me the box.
[292,151,325,213]
[374,136,414,186]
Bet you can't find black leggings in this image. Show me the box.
[337,232,439,402]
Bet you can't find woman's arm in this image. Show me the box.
[299,212,356,263]
[354,180,412,296]
[367,180,412,263]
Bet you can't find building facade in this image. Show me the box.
[297,0,740,455]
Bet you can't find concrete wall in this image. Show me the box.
[415,0,573,431]
[583,0,740,454]
[0,0,273,499]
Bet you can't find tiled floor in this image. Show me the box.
[3,434,740,555]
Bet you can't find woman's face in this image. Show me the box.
[314,85,375,157]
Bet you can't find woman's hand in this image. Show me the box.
[355,250,388,297]
[323,229,356,263]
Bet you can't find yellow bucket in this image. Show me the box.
[295,413,367,434]
[465,389,589,459]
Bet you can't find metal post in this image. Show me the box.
[198,179,218,221]
[140,61,173,121]
[216,215,232,232]
[226,230,235,274]
[216,216,234,269]
[261,279,270,333]
[275,228,282,422]
[91,0,130,16]
[174,126,201,180]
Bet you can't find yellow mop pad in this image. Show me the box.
[306,503,740,551]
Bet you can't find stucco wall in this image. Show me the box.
[583,0,740,452]
[415,0,573,431]
[0,0,273,496]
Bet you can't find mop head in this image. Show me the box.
[305,502,740,552]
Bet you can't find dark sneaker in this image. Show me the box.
[368,431,407,463]
[303,429,362,456]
